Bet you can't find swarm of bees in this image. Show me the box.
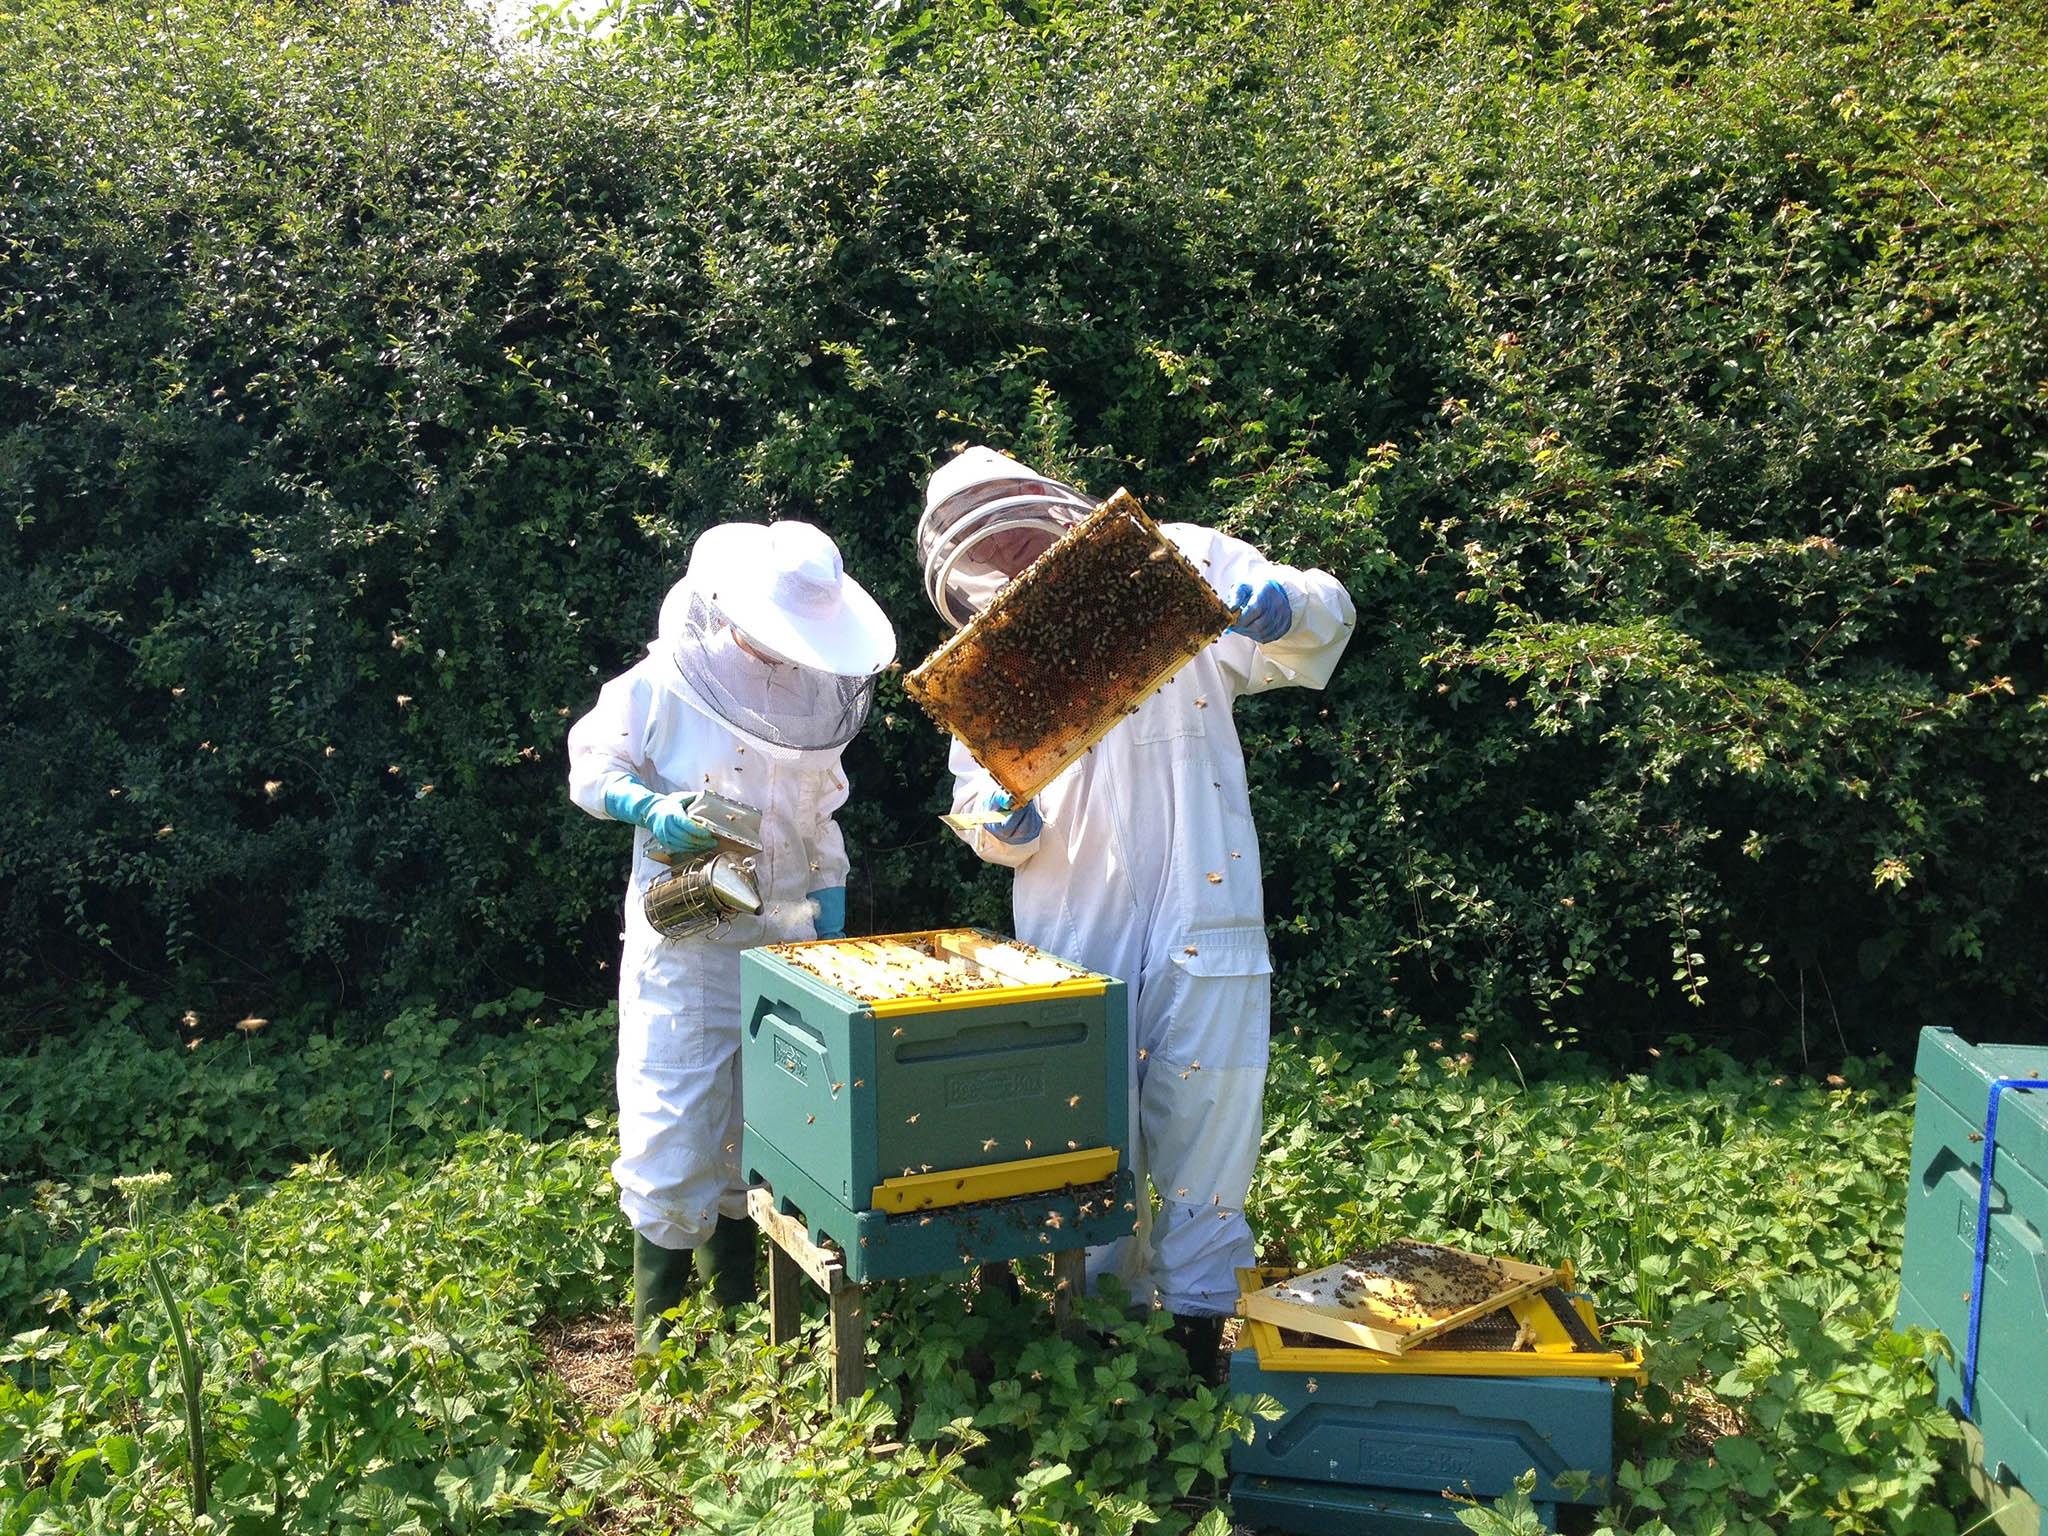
[905,489,1234,800]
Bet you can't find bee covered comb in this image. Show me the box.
[905,488,1234,802]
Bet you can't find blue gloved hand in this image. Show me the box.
[1228,580,1293,645]
[986,790,1042,845]
[809,887,847,941]
[602,778,718,855]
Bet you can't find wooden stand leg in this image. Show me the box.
[768,1242,803,1348]
[1051,1248,1086,1339]
[829,1284,867,1405]
[749,1186,868,1409]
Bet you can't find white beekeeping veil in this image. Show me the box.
[916,446,1096,630]
[657,521,896,760]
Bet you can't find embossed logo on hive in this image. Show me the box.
[945,1066,1044,1107]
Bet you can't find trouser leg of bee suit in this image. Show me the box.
[1086,963,1268,1319]
[633,1232,696,1353]
[693,1214,758,1310]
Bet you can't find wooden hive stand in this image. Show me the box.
[748,1186,1087,1408]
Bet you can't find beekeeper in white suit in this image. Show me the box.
[569,521,895,1349]
[919,446,1355,1381]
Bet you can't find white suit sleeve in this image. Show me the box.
[1175,524,1357,698]
[808,763,852,889]
[946,736,1040,868]
[566,667,661,820]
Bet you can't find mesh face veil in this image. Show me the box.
[917,465,1096,630]
[664,585,878,759]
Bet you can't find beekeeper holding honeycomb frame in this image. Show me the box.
[917,445,1356,1382]
[569,521,895,1351]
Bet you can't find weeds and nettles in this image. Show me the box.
[1,1009,1962,1536]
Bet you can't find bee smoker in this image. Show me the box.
[643,791,766,941]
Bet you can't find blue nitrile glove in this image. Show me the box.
[809,887,847,940]
[1228,580,1293,644]
[602,777,718,855]
[986,790,1042,845]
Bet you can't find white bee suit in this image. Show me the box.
[568,523,892,1252]
[947,524,1355,1316]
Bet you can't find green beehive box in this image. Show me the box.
[740,930,1134,1283]
[1229,1476,1557,1536]
[1895,1026,2048,1501]
[1227,1346,1614,1508]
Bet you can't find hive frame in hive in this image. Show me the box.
[904,488,1234,802]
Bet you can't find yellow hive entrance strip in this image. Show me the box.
[1237,1241,1563,1354]
[871,1147,1120,1214]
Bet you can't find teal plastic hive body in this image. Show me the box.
[1226,1348,1613,1508]
[1229,1475,1556,1535]
[1894,1026,2048,1499]
[738,939,1133,1283]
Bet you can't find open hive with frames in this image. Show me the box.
[739,928,1136,1283]
[905,488,1235,801]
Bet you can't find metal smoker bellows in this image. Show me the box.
[644,790,764,941]
[904,488,1234,802]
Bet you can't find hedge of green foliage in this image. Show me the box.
[3,0,2043,1059]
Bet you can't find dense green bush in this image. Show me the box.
[2,0,2043,1058]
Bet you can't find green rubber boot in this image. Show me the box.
[633,1232,696,1354]
[694,1215,758,1310]
[1165,1313,1226,1388]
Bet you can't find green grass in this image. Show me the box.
[0,1019,1966,1535]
